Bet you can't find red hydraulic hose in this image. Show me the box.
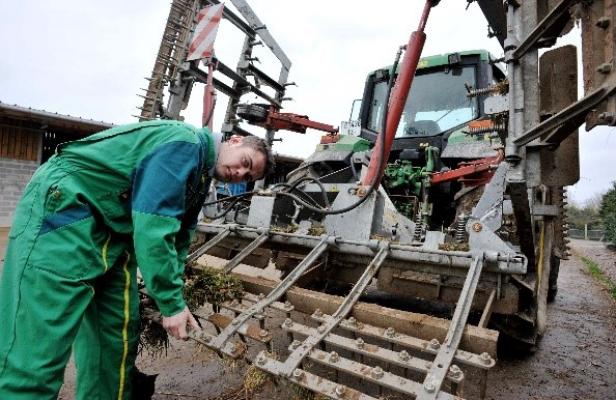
[361,0,434,187]
[202,60,217,129]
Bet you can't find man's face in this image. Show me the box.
[214,136,266,183]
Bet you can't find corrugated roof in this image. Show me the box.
[0,101,114,135]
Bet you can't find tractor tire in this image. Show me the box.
[237,103,269,124]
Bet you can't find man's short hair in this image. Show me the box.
[241,135,275,178]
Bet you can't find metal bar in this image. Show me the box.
[283,321,463,384]
[227,271,499,357]
[208,236,331,354]
[511,0,574,60]
[184,67,241,98]
[202,313,272,343]
[418,256,485,400]
[196,224,527,273]
[214,59,282,106]
[513,82,616,146]
[222,231,269,273]
[479,290,497,329]
[311,314,494,370]
[280,243,390,375]
[247,63,285,92]
[254,352,379,400]
[476,0,507,46]
[303,348,459,399]
[229,0,292,69]
[187,228,231,263]
[241,292,295,314]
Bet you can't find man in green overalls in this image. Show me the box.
[0,120,273,399]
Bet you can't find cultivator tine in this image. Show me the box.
[418,255,485,400]
[311,313,495,370]
[255,352,379,400]
[207,235,331,355]
[282,321,464,385]
[187,227,232,263]
[222,230,269,273]
[278,242,390,376]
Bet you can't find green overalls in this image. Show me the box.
[0,120,216,399]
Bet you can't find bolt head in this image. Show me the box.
[472,222,483,232]
[596,16,610,28]
[597,62,612,74]
[399,350,410,361]
[231,319,239,325]
[371,366,384,379]
[429,338,440,349]
[313,308,323,318]
[424,381,436,393]
[317,324,326,333]
[292,369,304,379]
[335,385,346,396]
[385,327,396,338]
[259,329,269,338]
[347,317,357,326]
[284,300,292,308]
[258,293,265,300]
[449,364,462,378]
[256,352,268,365]
[329,351,340,363]
[283,318,293,328]
[355,338,365,348]
[290,340,302,350]
[480,352,493,365]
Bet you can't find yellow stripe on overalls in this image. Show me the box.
[117,253,131,400]
[102,234,111,271]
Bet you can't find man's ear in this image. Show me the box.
[227,135,243,146]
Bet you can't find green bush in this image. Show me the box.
[600,182,616,246]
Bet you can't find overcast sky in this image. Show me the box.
[0,0,613,203]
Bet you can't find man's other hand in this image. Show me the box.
[162,306,201,340]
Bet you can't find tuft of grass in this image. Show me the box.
[243,364,269,395]
[581,256,616,301]
[183,267,244,311]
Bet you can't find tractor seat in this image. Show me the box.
[408,120,440,135]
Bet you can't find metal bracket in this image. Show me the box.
[418,256,489,399]
[471,162,508,232]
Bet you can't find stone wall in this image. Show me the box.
[0,158,39,227]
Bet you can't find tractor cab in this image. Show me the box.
[357,50,506,164]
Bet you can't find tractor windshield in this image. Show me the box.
[367,66,478,137]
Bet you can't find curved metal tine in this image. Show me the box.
[222,231,269,274]
[187,228,232,263]
[281,242,390,375]
[418,255,484,400]
[209,235,331,351]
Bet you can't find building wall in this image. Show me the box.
[0,158,39,226]
[0,126,41,227]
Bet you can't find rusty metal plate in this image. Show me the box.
[580,0,616,128]
[539,44,580,186]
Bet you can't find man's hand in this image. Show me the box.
[162,306,201,340]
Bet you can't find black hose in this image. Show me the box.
[287,176,331,208]
[274,47,403,215]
